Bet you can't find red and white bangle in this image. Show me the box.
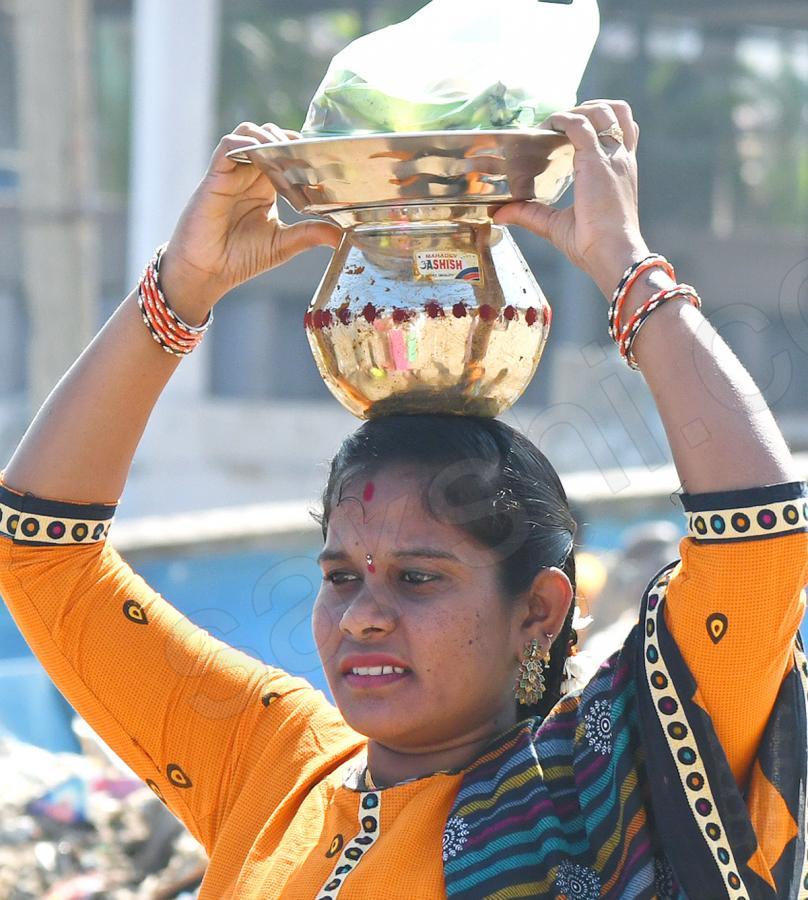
[136,244,213,357]
[607,253,702,369]
[607,253,676,344]
[619,284,702,369]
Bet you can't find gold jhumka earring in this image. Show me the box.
[514,636,552,706]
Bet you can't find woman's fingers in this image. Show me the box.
[542,111,607,161]
[278,219,343,262]
[578,99,639,153]
[259,122,293,143]
[544,101,639,158]
[492,200,557,241]
[208,133,263,175]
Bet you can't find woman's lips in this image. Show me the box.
[339,653,411,674]
[343,670,411,689]
[339,654,412,689]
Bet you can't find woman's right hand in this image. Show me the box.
[159,123,342,320]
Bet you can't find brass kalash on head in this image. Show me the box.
[228,0,600,418]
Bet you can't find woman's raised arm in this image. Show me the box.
[495,99,796,494]
[2,123,340,503]
[0,125,359,859]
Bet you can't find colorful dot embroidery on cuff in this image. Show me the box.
[0,485,116,546]
[687,497,808,542]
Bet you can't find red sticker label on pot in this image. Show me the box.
[413,251,482,284]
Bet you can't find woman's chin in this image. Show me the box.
[336,694,416,739]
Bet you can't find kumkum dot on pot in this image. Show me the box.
[304,311,314,329]
[479,304,496,322]
[392,308,410,324]
[362,303,378,323]
[425,301,443,319]
[504,305,517,321]
[525,307,538,326]
[452,302,467,318]
[337,303,351,325]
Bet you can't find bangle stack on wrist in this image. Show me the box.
[607,254,702,370]
[137,244,213,357]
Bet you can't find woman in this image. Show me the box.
[0,100,806,899]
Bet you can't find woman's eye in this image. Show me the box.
[324,571,359,585]
[401,571,438,585]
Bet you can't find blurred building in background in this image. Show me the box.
[0,0,806,518]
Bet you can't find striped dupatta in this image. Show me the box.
[443,565,808,899]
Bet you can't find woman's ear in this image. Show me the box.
[515,567,574,647]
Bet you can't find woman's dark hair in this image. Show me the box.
[314,414,578,721]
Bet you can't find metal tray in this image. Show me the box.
[226,129,574,216]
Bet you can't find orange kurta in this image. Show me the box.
[0,471,805,898]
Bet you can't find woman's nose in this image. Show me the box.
[338,585,399,637]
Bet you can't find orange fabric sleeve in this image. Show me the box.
[0,474,364,855]
[663,483,808,787]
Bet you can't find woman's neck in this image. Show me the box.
[365,709,520,788]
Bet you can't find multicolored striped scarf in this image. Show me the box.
[442,565,808,899]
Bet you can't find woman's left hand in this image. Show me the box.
[493,100,649,299]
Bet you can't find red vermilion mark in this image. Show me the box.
[392,308,411,324]
[337,303,351,325]
[544,306,553,327]
[320,310,333,328]
[304,311,314,329]
[362,303,378,323]
[479,304,496,322]
[313,310,324,329]
[452,302,467,318]
[362,481,375,503]
[425,301,443,319]
[525,307,538,327]
[504,306,517,321]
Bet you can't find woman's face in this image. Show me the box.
[312,465,570,752]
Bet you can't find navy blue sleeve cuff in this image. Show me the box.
[679,481,808,542]
[0,481,117,546]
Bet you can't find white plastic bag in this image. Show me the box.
[302,0,600,136]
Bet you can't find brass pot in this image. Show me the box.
[228,129,574,418]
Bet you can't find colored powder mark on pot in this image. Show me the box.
[425,302,443,319]
[370,367,386,379]
[362,482,375,503]
[337,304,351,325]
[504,306,517,322]
[388,329,411,371]
[525,307,538,327]
[479,304,496,322]
[452,302,467,318]
[407,334,418,363]
[544,306,553,328]
[362,303,378,323]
